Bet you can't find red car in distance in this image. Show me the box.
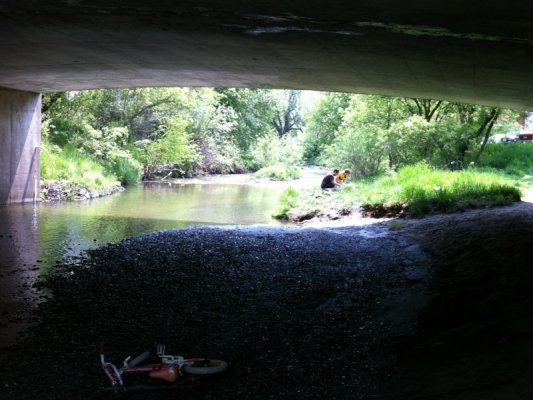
[518,132,533,142]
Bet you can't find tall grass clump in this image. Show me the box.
[479,143,533,177]
[41,145,119,189]
[103,155,142,186]
[359,163,521,215]
[273,187,302,218]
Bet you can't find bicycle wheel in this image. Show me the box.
[182,358,228,375]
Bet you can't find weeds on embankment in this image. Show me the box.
[41,145,120,190]
[357,164,521,216]
[275,163,522,220]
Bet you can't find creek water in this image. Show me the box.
[0,178,295,346]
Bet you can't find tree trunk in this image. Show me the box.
[473,108,501,164]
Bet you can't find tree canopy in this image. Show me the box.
[41,87,523,184]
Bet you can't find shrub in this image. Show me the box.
[249,133,304,170]
[199,135,244,174]
[104,155,142,185]
[321,120,385,178]
[255,164,300,180]
[273,187,301,218]
[142,118,202,179]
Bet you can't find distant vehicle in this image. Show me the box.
[487,133,518,144]
[505,132,519,142]
[517,131,533,142]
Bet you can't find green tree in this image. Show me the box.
[216,88,277,152]
[142,116,201,179]
[313,93,521,173]
[187,89,243,173]
[69,88,190,141]
[270,90,303,137]
[401,98,446,122]
[302,92,352,162]
[322,96,387,177]
[250,132,304,169]
[42,92,143,184]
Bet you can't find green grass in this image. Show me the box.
[272,187,302,218]
[41,145,119,189]
[255,164,301,180]
[479,143,533,176]
[275,163,522,220]
[478,143,533,189]
[273,185,356,221]
[356,164,521,215]
[103,155,142,186]
[388,220,405,230]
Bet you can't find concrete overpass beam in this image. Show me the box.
[0,89,41,205]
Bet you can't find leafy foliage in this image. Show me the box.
[41,119,142,185]
[254,165,301,181]
[270,90,304,137]
[321,96,387,177]
[302,92,351,162]
[217,88,304,151]
[43,87,309,185]
[308,93,517,177]
[273,187,304,219]
[216,88,277,151]
[249,133,304,170]
[140,117,201,179]
[41,87,526,206]
[186,89,243,174]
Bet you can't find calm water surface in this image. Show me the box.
[0,180,290,345]
[3,182,285,261]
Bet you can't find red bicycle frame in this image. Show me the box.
[100,344,228,387]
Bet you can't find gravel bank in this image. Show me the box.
[0,224,431,400]
[1,200,532,399]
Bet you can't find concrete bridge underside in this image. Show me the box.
[2,0,533,203]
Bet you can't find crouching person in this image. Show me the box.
[321,169,340,191]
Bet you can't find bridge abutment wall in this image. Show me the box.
[0,88,41,205]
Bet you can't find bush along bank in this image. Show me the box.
[40,180,124,202]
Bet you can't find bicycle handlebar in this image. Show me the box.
[127,351,151,369]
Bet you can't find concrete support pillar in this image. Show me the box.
[0,88,41,205]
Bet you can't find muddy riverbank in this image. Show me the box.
[1,200,532,399]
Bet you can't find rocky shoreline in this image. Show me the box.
[40,180,125,202]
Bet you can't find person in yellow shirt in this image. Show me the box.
[334,169,351,186]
